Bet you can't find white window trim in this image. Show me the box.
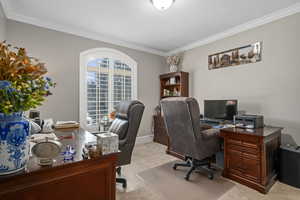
[79,48,138,132]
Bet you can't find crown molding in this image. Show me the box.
[0,0,167,56]
[167,2,300,55]
[2,0,300,57]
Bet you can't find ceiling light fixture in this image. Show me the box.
[151,0,175,11]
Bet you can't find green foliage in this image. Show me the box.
[0,41,55,114]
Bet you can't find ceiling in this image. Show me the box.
[1,0,300,56]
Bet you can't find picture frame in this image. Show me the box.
[208,42,262,70]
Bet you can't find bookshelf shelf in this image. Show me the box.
[159,71,189,99]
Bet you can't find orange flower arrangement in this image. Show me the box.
[0,41,55,114]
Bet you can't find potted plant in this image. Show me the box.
[0,41,55,175]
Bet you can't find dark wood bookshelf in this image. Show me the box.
[159,71,189,99]
[161,95,180,99]
[153,71,189,147]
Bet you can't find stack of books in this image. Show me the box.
[54,121,80,129]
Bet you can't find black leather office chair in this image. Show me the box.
[161,97,220,180]
[108,100,145,188]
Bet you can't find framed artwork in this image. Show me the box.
[208,42,262,70]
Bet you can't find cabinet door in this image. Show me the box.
[227,149,243,175]
[243,156,261,183]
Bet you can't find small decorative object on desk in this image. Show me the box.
[0,41,55,175]
[29,110,40,119]
[62,145,76,161]
[96,132,119,155]
[166,55,180,72]
[88,146,102,159]
[30,120,42,134]
[31,137,62,166]
[83,141,102,159]
[99,116,112,132]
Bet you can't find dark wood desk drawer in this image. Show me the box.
[228,144,260,156]
[227,134,259,143]
[228,138,242,146]
[243,157,261,182]
[228,138,260,156]
[228,138,259,147]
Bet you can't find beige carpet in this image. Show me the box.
[138,161,235,200]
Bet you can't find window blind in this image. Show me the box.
[86,58,133,127]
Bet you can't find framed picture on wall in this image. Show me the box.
[208,42,262,70]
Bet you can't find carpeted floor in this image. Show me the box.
[116,142,300,200]
[139,161,234,200]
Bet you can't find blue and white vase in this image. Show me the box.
[0,112,30,175]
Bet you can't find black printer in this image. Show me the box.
[234,114,264,129]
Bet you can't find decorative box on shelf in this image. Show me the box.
[96,132,119,155]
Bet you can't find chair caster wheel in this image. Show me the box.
[208,173,214,180]
[185,176,190,181]
[173,165,177,170]
[117,178,127,189]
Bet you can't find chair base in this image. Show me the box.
[116,167,127,188]
[116,177,127,188]
[173,157,215,181]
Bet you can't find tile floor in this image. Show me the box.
[116,142,300,200]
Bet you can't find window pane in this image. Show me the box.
[98,73,109,123]
[86,58,133,127]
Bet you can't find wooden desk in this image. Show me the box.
[220,127,282,194]
[0,129,118,200]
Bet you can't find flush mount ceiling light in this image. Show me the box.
[151,0,175,11]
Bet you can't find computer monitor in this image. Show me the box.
[204,100,238,120]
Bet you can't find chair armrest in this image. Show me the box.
[119,138,127,147]
[200,124,212,131]
[201,128,220,140]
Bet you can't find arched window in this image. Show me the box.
[80,48,137,132]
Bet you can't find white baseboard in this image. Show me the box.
[136,135,154,145]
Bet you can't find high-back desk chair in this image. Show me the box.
[161,97,220,180]
[108,100,145,188]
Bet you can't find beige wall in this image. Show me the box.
[181,13,300,144]
[0,3,6,41]
[6,20,167,137]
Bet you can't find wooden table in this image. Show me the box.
[220,127,282,194]
[0,128,118,200]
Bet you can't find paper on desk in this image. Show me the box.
[30,133,58,143]
[56,121,78,125]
